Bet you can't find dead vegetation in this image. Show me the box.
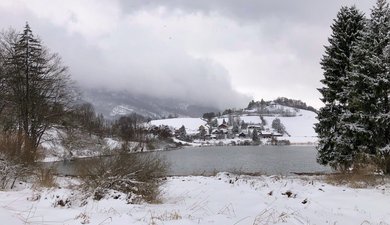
[33,167,57,188]
[0,134,30,189]
[321,161,387,188]
[0,133,60,189]
[323,173,386,188]
[76,152,168,203]
[321,153,390,188]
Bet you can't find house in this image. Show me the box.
[204,134,217,140]
[248,125,262,131]
[272,132,283,137]
[260,130,283,138]
[218,123,229,129]
[238,132,247,138]
[210,129,227,139]
[260,130,273,138]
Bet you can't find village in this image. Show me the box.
[150,101,314,146]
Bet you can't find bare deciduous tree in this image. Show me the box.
[0,23,75,162]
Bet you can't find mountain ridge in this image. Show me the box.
[81,88,220,119]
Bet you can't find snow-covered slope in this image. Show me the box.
[240,115,262,124]
[109,105,134,117]
[150,104,318,144]
[150,118,207,134]
[264,108,317,144]
[242,104,317,143]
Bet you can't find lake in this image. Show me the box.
[48,145,331,176]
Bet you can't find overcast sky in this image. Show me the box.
[0,0,376,109]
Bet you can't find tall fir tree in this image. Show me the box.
[370,0,390,153]
[316,6,366,169]
[367,0,390,174]
[347,0,390,155]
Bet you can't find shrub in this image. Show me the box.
[0,134,31,189]
[77,152,168,203]
[0,155,22,189]
[33,167,57,188]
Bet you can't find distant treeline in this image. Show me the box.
[247,97,317,113]
[273,97,317,113]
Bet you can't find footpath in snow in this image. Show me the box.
[0,173,389,224]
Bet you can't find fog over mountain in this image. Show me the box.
[0,0,375,109]
[82,88,220,119]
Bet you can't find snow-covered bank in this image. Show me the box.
[1,173,389,224]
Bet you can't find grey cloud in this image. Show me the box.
[0,0,380,110]
[119,0,374,25]
[116,0,376,109]
[0,4,250,109]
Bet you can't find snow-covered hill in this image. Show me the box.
[150,118,207,135]
[150,104,318,144]
[264,109,317,144]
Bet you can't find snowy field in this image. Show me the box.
[1,173,389,225]
[264,109,318,144]
[150,118,207,135]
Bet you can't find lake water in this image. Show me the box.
[157,145,330,175]
[48,145,331,176]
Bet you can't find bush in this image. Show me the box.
[77,153,168,203]
[0,134,31,189]
[0,133,38,163]
[0,155,24,189]
[33,167,57,188]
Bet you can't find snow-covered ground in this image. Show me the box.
[240,115,262,124]
[38,128,125,162]
[1,173,389,225]
[264,109,318,144]
[150,118,207,134]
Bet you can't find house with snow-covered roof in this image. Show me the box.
[218,123,229,129]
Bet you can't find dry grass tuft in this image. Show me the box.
[143,210,182,225]
[324,170,384,188]
[34,167,57,188]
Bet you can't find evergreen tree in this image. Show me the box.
[202,112,215,122]
[367,0,390,153]
[210,118,218,128]
[271,118,285,134]
[232,123,240,134]
[252,129,259,143]
[198,125,207,140]
[177,125,187,140]
[247,100,256,109]
[336,0,390,162]
[240,121,248,130]
[316,6,366,169]
[345,0,390,155]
